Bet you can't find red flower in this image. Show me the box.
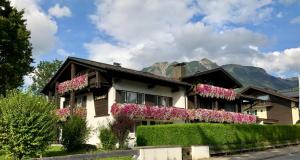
[194,84,236,101]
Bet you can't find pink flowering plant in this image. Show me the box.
[57,74,88,94]
[56,107,87,121]
[194,84,236,101]
[111,103,256,124]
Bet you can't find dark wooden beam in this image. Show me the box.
[194,95,197,109]
[96,71,101,88]
[48,91,53,102]
[54,82,59,109]
[147,84,155,89]
[70,63,76,115]
[171,87,179,92]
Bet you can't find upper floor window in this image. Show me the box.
[257,95,270,101]
[116,90,144,104]
[116,90,172,107]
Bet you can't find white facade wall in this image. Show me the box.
[59,79,188,147]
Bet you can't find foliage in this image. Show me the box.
[57,74,88,94]
[110,115,134,149]
[137,123,300,151]
[61,115,90,151]
[30,60,63,94]
[0,90,57,159]
[99,128,117,150]
[111,103,256,124]
[0,0,34,96]
[194,84,236,101]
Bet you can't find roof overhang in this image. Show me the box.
[181,67,243,89]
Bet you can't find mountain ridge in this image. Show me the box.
[141,58,298,91]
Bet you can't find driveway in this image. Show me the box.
[266,152,300,160]
[208,144,300,160]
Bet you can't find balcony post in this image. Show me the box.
[194,95,198,109]
[70,63,76,115]
[55,82,60,109]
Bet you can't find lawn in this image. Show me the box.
[0,146,132,160]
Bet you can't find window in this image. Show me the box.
[127,92,137,103]
[158,96,173,107]
[75,95,87,108]
[257,95,270,101]
[145,94,157,105]
[116,90,144,104]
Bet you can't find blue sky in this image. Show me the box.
[10,0,300,79]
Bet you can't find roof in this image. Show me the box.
[240,86,298,102]
[279,90,299,98]
[42,57,191,94]
[181,67,243,88]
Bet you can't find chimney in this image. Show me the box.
[172,62,186,80]
[113,62,121,67]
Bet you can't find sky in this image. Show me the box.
[8,0,300,86]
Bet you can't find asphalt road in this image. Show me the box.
[266,152,300,160]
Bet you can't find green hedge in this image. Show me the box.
[137,123,300,150]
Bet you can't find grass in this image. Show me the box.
[0,146,132,160]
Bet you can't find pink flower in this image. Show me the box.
[194,84,236,101]
[111,103,256,124]
[57,74,88,94]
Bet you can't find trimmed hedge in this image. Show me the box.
[137,123,300,151]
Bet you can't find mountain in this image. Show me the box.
[142,58,298,90]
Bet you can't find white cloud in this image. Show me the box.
[253,47,300,75]
[10,0,58,56]
[290,16,300,24]
[86,0,299,76]
[86,0,270,68]
[57,48,75,57]
[195,0,273,25]
[48,4,72,18]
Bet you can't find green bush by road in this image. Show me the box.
[137,123,300,151]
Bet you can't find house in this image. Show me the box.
[240,86,299,124]
[42,57,254,146]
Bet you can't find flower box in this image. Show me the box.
[194,84,236,101]
[56,107,87,121]
[57,74,88,94]
[111,103,256,124]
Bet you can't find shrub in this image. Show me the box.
[137,123,300,151]
[0,90,57,159]
[99,128,117,150]
[61,115,90,151]
[110,115,134,149]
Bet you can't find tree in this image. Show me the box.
[0,90,57,159]
[30,59,63,94]
[0,0,33,96]
[110,115,134,149]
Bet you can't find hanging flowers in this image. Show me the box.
[111,103,256,124]
[56,107,87,121]
[194,84,236,101]
[57,74,88,94]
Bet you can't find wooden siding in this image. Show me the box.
[267,96,293,124]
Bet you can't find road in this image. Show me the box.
[266,152,300,160]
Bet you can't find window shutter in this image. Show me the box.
[169,97,173,106]
[94,92,108,117]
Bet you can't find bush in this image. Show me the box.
[0,90,57,159]
[137,123,300,151]
[99,128,117,150]
[61,115,90,151]
[110,115,134,149]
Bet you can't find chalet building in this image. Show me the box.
[41,57,263,146]
[240,86,299,124]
